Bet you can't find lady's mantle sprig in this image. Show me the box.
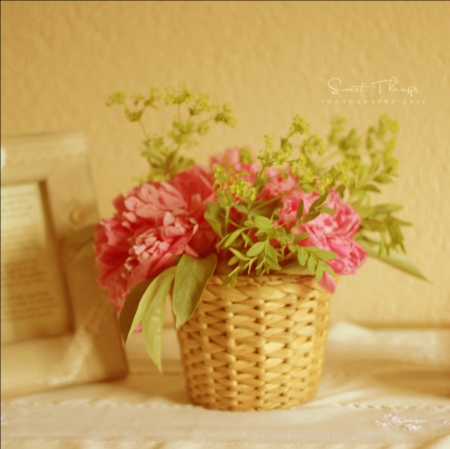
[107,86,236,181]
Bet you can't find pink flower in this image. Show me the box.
[210,147,367,294]
[292,191,367,293]
[94,166,216,311]
[261,168,298,199]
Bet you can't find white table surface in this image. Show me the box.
[2,321,450,449]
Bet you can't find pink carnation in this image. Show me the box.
[94,166,217,310]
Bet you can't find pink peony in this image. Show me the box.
[210,147,367,294]
[94,166,217,310]
[281,190,367,293]
[261,168,299,199]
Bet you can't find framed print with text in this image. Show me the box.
[1,131,128,397]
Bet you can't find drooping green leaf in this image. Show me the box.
[173,253,217,330]
[357,239,428,281]
[118,278,152,343]
[123,267,176,343]
[141,270,176,372]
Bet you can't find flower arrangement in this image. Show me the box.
[93,87,424,371]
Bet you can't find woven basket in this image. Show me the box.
[177,274,332,411]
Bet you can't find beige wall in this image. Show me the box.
[2,1,449,326]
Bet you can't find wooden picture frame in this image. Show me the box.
[1,131,128,397]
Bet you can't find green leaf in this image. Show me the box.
[247,241,265,257]
[288,244,299,253]
[205,202,223,238]
[318,206,336,215]
[141,269,176,372]
[304,246,320,253]
[315,249,338,261]
[372,204,403,215]
[335,184,346,196]
[228,255,240,266]
[118,278,152,343]
[224,228,246,247]
[362,184,381,193]
[323,264,336,276]
[252,215,272,231]
[358,165,369,185]
[297,247,308,266]
[173,253,217,330]
[296,200,304,220]
[307,255,318,274]
[265,257,281,271]
[279,262,309,275]
[357,239,428,281]
[124,267,176,343]
[369,157,380,175]
[265,244,281,270]
[302,211,320,223]
[230,247,248,261]
[234,203,249,214]
[374,174,393,184]
[315,263,324,282]
[293,232,310,242]
[309,192,328,211]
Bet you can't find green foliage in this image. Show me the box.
[208,113,425,286]
[356,238,427,281]
[118,254,217,372]
[172,253,217,330]
[107,86,236,181]
[120,267,176,344]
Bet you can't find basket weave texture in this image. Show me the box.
[177,274,332,411]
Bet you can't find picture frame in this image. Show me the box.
[1,131,128,397]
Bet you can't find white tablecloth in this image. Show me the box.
[2,322,450,449]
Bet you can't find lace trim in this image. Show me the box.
[374,413,450,431]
